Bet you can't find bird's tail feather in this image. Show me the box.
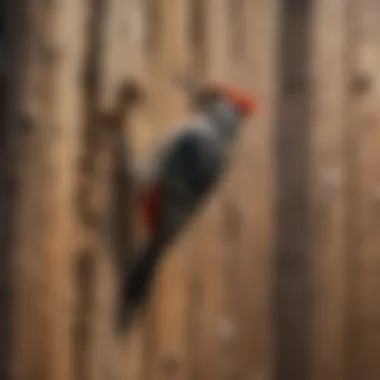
[116,240,161,331]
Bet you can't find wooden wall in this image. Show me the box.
[4,0,380,380]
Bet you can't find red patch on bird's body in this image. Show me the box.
[140,184,163,235]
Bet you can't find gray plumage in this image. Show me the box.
[116,84,255,331]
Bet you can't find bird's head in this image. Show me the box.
[172,74,260,119]
[203,83,260,118]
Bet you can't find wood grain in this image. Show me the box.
[309,0,348,379]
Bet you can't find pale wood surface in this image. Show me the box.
[11,1,87,379]
[309,0,348,379]
[9,1,380,380]
[346,1,380,379]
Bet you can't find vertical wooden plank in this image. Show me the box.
[227,0,280,379]
[134,2,163,378]
[73,253,95,380]
[188,0,206,75]
[217,3,244,379]
[11,0,87,379]
[186,3,206,380]
[11,3,44,376]
[189,2,231,380]
[77,0,108,378]
[309,0,348,379]
[78,1,147,379]
[145,1,191,380]
[347,1,380,379]
[203,0,231,81]
[0,1,27,378]
[100,0,145,111]
[120,1,149,380]
[274,0,312,379]
[38,0,86,377]
[95,0,132,377]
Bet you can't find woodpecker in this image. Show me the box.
[117,76,259,330]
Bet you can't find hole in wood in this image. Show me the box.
[161,356,180,376]
[352,73,372,94]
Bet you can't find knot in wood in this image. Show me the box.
[352,72,372,94]
[117,80,145,108]
[218,317,237,348]
[321,167,342,199]
[161,356,180,375]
